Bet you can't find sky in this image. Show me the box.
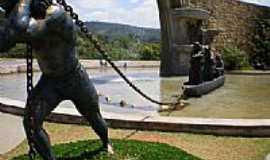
[64,0,270,29]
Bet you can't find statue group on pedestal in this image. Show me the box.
[185,42,224,85]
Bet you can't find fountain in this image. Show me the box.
[159,0,221,77]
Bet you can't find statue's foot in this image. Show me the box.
[106,143,114,154]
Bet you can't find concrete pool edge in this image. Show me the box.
[1,59,270,76]
[1,97,270,137]
[227,70,270,75]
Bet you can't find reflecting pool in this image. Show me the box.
[0,68,270,119]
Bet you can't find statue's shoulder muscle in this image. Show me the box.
[46,5,73,32]
[27,4,74,41]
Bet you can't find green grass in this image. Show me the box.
[12,139,202,160]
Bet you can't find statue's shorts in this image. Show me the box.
[26,63,100,119]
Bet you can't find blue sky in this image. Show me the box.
[65,0,270,28]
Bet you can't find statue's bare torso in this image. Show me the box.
[29,5,78,77]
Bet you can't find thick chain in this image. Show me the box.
[26,43,33,94]
[26,43,37,159]
[54,0,182,106]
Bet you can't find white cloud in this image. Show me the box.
[64,0,270,29]
[241,0,270,6]
[65,0,160,28]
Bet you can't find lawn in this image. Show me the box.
[12,139,201,160]
[2,122,270,160]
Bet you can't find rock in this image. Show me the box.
[17,65,27,73]
[119,100,127,107]
[158,105,171,112]
[97,90,102,96]
[105,96,111,103]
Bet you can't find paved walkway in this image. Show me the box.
[0,59,160,75]
[1,97,270,138]
[0,112,25,154]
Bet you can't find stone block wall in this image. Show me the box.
[190,0,270,55]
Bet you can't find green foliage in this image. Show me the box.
[222,46,251,70]
[0,44,26,58]
[76,33,101,59]
[12,139,202,160]
[252,19,270,66]
[139,43,160,60]
[76,33,160,61]
[86,22,161,43]
[0,31,161,60]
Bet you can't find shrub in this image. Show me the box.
[252,19,270,67]
[222,46,251,70]
[139,43,160,60]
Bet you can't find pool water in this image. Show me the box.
[0,68,270,119]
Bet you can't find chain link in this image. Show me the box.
[54,0,182,106]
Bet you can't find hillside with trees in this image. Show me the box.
[0,20,161,60]
[85,22,161,43]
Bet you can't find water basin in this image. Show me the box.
[0,68,270,119]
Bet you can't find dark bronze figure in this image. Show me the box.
[185,42,204,85]
[215,53,224,77]
[0,0,113,159]
[185,42,225,85]
[202,47,215,81]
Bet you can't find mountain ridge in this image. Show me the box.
[85,21,161,42]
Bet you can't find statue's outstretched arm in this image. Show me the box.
[0,0,31,52]
[8,0,32,39]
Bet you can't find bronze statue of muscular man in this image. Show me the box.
[0,0,113,159]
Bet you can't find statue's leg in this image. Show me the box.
[23,76,61,160]
[73,87,109,147]
[71,68,110,149]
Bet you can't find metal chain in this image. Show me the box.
[26,43,33,94]
[55,0,182,106]
[26,43,37,160]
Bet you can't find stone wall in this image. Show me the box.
[190,0,270,55]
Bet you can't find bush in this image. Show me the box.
[12,139,202,160]
[0,44,26,58]
[139,43,160,60]
[0,32,161,61]
[222,46,251,70]
[252,19,270,67]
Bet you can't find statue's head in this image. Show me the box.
[31,0,50,19]
[0,0,19,16]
